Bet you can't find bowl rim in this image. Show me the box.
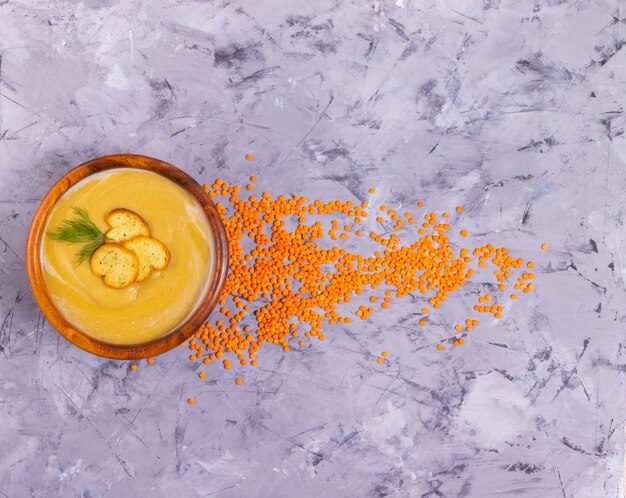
[25,154,229,360]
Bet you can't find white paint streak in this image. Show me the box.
[105,64,130,90]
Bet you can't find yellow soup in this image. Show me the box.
[42,168,214,345]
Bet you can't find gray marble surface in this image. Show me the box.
[1,0,625,496]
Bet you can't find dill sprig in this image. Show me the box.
[49,207,108,265]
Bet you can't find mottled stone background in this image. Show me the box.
[1,0,626,496]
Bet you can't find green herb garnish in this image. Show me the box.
[49,207,108,265]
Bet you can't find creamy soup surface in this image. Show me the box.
[42,168,214,345]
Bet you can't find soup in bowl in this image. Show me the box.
[26,154,228,359]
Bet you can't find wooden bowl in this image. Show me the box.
[26,154,229,360]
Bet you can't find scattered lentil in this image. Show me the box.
[189,185,536,373]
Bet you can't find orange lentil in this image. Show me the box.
[436,343,443,350]
[188,398,196,405]
[189,183,536,370]
[456,206,463,213]
[369,188,376,194]
[147,358,155,365]
[541,243,548,251]
[245,154,253,160]
[130,364,138,371]
[199,372,207,379]
[527,261,534,269]
[235,378,243,385]
[381,351,389,357]
[460,229,469,237]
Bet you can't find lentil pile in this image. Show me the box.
[179,176,537,383]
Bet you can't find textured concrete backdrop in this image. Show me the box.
[1,0,626,496]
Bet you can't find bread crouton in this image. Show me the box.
[90,243,140,289]
[105,208,150,242]
[123,235,171,282]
